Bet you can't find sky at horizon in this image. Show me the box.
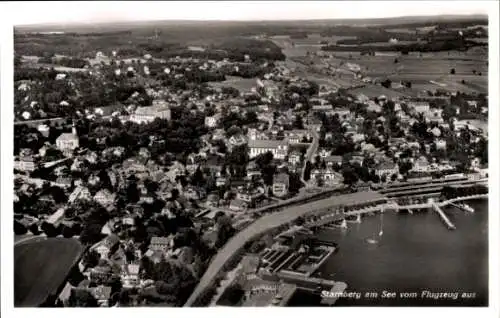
[2,1,493,26]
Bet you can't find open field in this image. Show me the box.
[339,53,487,78]
[270,34,357,58]
[209,76,257,92]
[347,84,414,99]
[15,238,84,307]
[386,28,418,34]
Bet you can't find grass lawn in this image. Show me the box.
[15,238,84,307]
[209,76,258,92]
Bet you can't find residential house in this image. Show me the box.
[46,208,66,226]
[228,134,248,151]
[306,116,322,132]
[89,264,113,284]
[14,156,36,172]
[248,139,289,160]
[318,148,331,159]
[184,187,205,201]
[367,100,382,113]
[71,158,86,172]
[284,130,311,144]
[55,176,72,188]
[236,187,264,204]
[324,155,343,168]
[93,234,120,259]
[144,249,166,264]
[312,103,333,114]
[332,108,352,120]
[88,174,101,187]
[288,151,302,166]
[435,139,447,150]
[121,264,140,289]
[206,193,220,207]
[85,151,99,164]
[56,126,79,155]
[247,128,268,141]
[246,162,262,180]
[413,156,430,173]
[129,103,171,124]
[212,129,226,141]
[91,285,112,307]
[311,168,337,185]
[409,101,430,114]
[272,173,290,198]
[68,186,91,203]
[94,189,116,211]
[351,133,365,143]
[350,155,364,166]
[229,199,248,212]
[138,147,151,161]
[425,111,444,124]
[216,176,228,187]
[149,236,173,252]
[375,162,399,178]
[205,114,221,128]
[471,157,482,169]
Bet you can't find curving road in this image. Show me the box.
[300,128,319,186]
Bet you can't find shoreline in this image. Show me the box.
[304,197,488,306]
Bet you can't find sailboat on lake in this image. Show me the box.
[366,207,384,244]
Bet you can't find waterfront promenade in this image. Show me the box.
[184,191,385,306]
[184,190,487,306]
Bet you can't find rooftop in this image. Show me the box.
[57,133,78,141]
[248,139,287,149]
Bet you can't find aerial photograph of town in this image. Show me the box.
[7,0,494,311]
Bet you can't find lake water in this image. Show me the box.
[289,199,488,306]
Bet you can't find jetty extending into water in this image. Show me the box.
[431,202,456,230]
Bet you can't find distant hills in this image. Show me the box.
[15,14,488,33]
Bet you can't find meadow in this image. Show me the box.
[15,238,84,307]
[209,76,258,93]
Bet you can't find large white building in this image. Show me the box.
[248,139,289,160]
[129,100,171,124]
[204,114,221,128]
[56,126,79,155]
[409,101,430,114]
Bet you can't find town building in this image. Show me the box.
[332,108,353,120]
[205,114,221,128]
[236,187,265,204]
[409,101,430,114]
[93,234,120,259]
[412,156,430,172]
[229,199,249,212]
[272,173,290,198]
[248,139,289,160]
[375,162,399,178]
[435,139,447,150]
[14,156,36,172]
[284,130,311,144]
[149,236,173,252]
[324,155,343,168]
[94,189,116,211]
[129,101,171,124]
[311,168,337,185]
[121,264,140,289]
[56,126,79,155]
[288,151,302,166]
[91,285,112,307]
[68,186,92,203]
[228,134,248,151]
